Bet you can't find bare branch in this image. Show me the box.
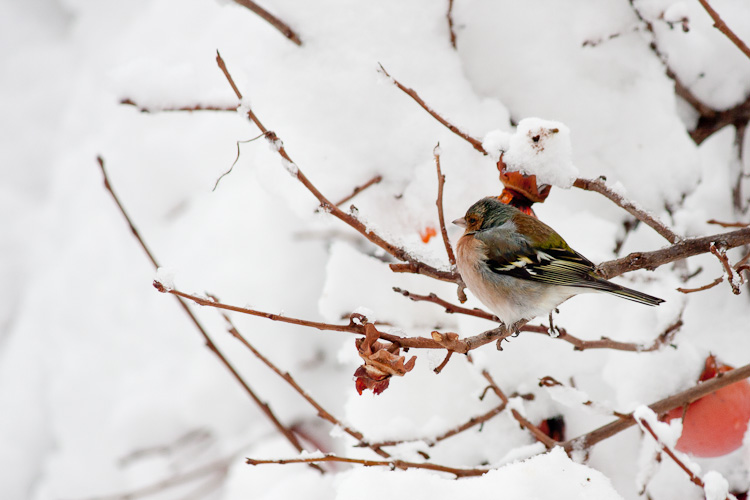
[215,51,460,285]
[96,157,316,468]
[527,317,683,353]
[434,145,457,266]
[367,402,507,449]
[377,63,487,154]
[696,0,750,60]
[246,454,489,477]
[230,0,302,46]
[334,175,383,207]
[597,227,750,279]
[394,287,681,353]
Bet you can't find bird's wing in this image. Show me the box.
[475,214,611,290]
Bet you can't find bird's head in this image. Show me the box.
[453,197,517,233]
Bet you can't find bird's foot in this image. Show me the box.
[547,309,561,338]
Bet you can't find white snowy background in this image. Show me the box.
[2,0,750,498]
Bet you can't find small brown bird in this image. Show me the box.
[454,197,663,328]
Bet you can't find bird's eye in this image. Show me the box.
[467,216,477,224]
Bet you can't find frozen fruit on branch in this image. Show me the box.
[354,324,416,395]
[538,415,566,442]
[496,155,550,217]
[664,355,750,457]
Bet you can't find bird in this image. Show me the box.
[453,197,663,330]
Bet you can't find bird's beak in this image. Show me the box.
[452,217,466,228]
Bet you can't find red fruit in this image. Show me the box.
[665,356,750,457]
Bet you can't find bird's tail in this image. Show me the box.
[599,281,664,306]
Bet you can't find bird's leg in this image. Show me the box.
[510,321,522,337]
[547,309,561,338]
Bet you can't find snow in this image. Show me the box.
[634,405,682,449]
[334,448,624,500]
[2,0,750,499]
[502,118,579,188]
[154,267,176,291]
[703,471,730,500]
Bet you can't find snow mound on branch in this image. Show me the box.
[335,447,623,500]
[501,118,579,188]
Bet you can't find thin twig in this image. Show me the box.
[710,242,742,294]
[434,144,456,266]
[333,175,383,207]
[393,287,498,321]
[696,0,750,60]
[120,98,237,113]
[527,317,683,353]
[433,351,454,374]
[636,417,730,498]
[562,361,750,452]
[246,454,490,477]
[96,156,316,469]
[230,0,302,46]
[677,276,723,293]
[215,308,390,458]
[708,219,750,228]
[377,63,487,154]
[216,51,460,285]
[447,0,457,49]
[213,133,268,191]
